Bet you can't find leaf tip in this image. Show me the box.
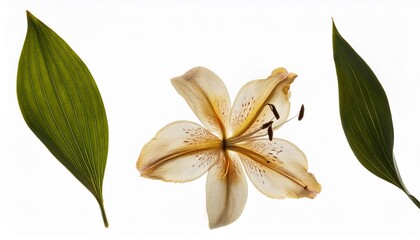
[26,10,38,26]
[332,19,339,38]
[26,10,34,20]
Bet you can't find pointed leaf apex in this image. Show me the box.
[331,18,337,31]
[26,10,36,23]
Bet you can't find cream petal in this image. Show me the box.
[206,151,248,229]
[137,121,222,182]
[231,138,321,199]
[171,67,231,138]
[230,68,296,138]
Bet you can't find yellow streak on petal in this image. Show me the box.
[229,68,297,138]
[228,145,321,195]
[137,121,223,182]
[140,144,221,176]
[206,151,247,229]
[171,67,231,138]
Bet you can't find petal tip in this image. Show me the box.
[172,66,209,83]
[208,216,237,230]
[282,73,297,94]
[270,68,297,79]
[271,67,288,76]
[208,222,219,230]
[304,180,322,199]
[289,72,298,79]
[305,187,321,199]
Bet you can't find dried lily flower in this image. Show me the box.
[137,67,321,228]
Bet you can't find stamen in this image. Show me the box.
[267,103,280,120]
[262,120,274,141]
[262,121,274,130]
[226,104,305,145]
[276,103,306,128]
[298,104,304,121]
[267,125,273,141]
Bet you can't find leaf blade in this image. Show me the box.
[17,11,109,227]
[332,20,419,208]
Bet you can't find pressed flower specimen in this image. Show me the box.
[137,67,321,228]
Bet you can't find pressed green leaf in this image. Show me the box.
[332,21,420,209]
[17,11,109,226]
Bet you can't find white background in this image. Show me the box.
[1,0,420,239]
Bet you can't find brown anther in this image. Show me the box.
[262,121,274,130]
[267,103,280,120]
[267,125,273,141]
[298,104,305,121]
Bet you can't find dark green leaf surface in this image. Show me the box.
[17,11,109,226]
[332,21,420,209]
